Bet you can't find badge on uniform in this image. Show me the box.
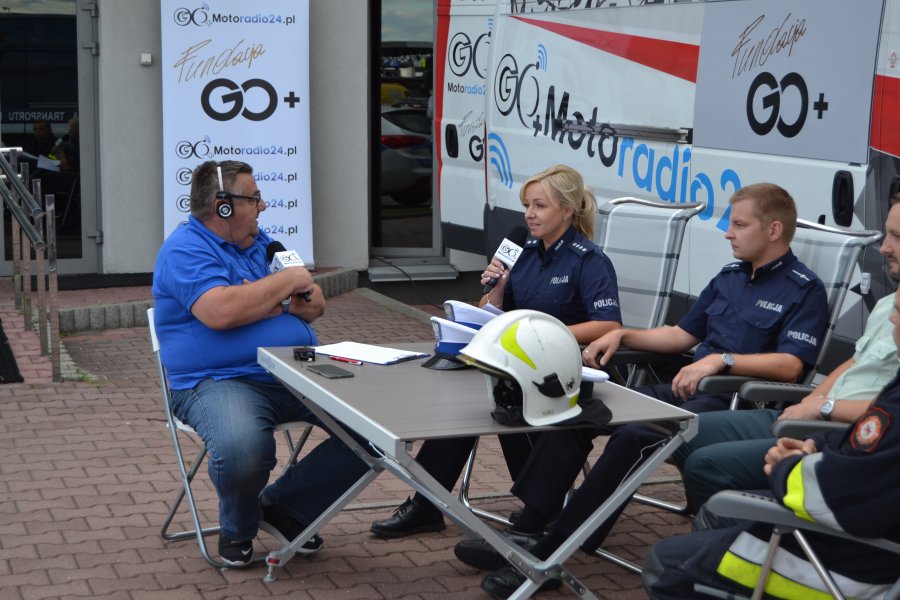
[851,406,891,453]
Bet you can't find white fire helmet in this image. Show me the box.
[459,309,583,426]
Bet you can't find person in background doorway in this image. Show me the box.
[22,119,56,158]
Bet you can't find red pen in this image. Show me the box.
[328,355,363,365]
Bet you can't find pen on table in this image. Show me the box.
[328,355,363,365]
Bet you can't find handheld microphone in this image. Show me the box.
[266,241,312,302]
[482,225,529,294]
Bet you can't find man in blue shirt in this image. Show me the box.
[456,182,829,597]
[153,160,368,566]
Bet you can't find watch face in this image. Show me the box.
[723,353,735,367]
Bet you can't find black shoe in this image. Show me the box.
[509,510,558,531]
[481,565,562,598]
[454,527,542,571]
[370,496,446,539]
[259,503,325,555]
[218,535,253,566]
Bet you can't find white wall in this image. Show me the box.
[308,2,370,271]
[96,1,370,273]
[97,1,164,273]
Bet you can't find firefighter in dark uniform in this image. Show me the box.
[458,183,830,598]
[370,164,622,539]
[643,287,900,599]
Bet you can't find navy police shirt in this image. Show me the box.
[678,250,827,371]
[502,225,621,326]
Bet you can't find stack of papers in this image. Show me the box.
[315,341,430,365]
[37,155,60,172]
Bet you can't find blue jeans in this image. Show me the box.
[170,377,370,541]
[671,409,779,511]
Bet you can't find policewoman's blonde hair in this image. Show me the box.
[520,164,598,240]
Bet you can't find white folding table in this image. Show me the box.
[258,344,696,598]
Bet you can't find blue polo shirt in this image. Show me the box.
[678,249,827,371]
[152,216,317,389]
[502,225,621,326]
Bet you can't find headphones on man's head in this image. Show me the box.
[214,164,233,219]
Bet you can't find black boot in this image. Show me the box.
[454,527,542,571]
[370,496,445,538]
[481,565,562,597]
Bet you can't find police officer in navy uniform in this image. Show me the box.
[643,286,900,599]
[505,232,619,325]
[457,182,830,598]
[370,164,622,539]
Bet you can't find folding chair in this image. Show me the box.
[701,489,900,600]
[633,220,882,517]
[596,197,704,385]
[148,308,315,568]
[458,198,704,526]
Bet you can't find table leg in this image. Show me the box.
[506,417,698,599]
[262,394,385,581]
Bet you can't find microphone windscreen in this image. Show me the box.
[266,241,287,263]
[481,225,530,294]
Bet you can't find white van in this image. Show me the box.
[436,0,900,355]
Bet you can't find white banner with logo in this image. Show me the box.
[160,0,314,266]
[693,0,882,164]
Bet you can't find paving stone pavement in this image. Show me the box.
[0,279,692,599]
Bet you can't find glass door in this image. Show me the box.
[371,0,439,258]
[0,0,99,274]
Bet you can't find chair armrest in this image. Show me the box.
[599,349,692,388]
[706,491,805,528]
[738,381,812,406]
[696,375,758,395]
[705,491,900,554]
[603,348,691,368]
[771,419,850,438]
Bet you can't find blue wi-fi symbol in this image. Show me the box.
[487,17,494,32]
[487,133,514,189]
[536,44,548,71]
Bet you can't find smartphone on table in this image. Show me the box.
[306,364,355,379]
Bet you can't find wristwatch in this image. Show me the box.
[820,398,835,421]
[721,352,735,374]
[281,298,291,314]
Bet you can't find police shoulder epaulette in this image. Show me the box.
[721,261,742,272]
[786,266,817,287]
[568,240,593,257]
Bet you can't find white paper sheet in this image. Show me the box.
[315,341,430,365]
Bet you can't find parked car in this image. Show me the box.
[380,105,432,206]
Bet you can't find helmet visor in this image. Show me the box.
[458,354,512,380]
